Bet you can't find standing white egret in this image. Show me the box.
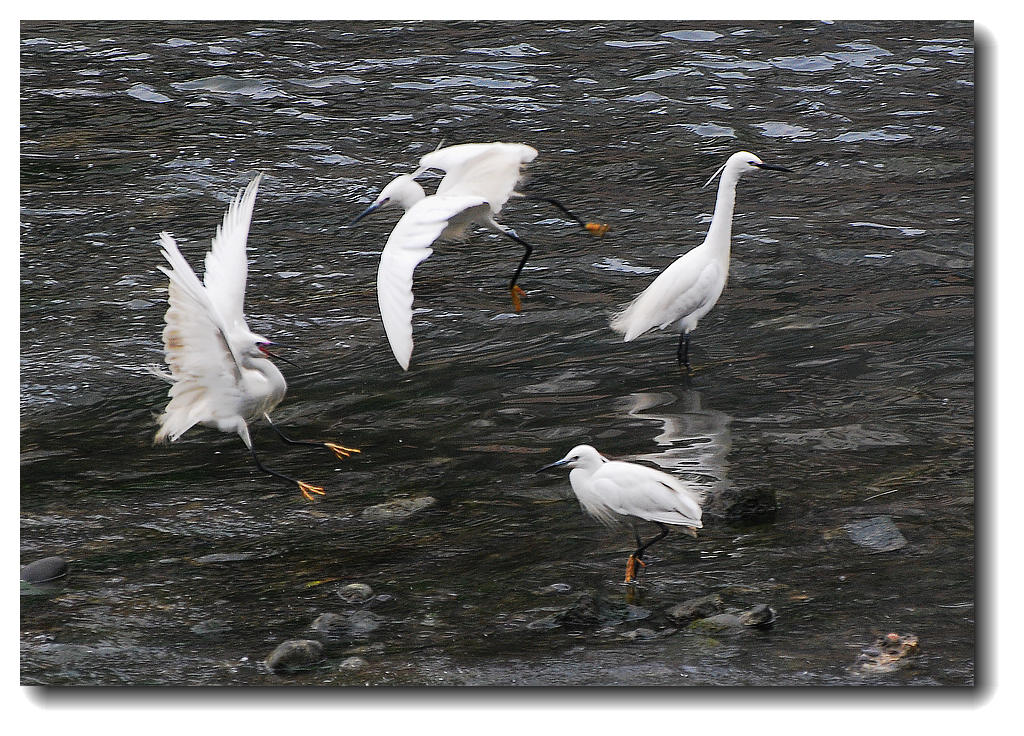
[151,174,359,500]
[350,142,608,370]
[610,151,791,367]
[538,444,704,583]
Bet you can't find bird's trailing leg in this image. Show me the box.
[495,225,533,312]
[249,446,325,501]
[524,195,610,237]
[265,415,361,461]
[624,522,671,584]
[677,332,692,369]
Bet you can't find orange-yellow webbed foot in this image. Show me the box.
[298,480,326,501]
[585,222,610,237]
[324,442,360,461]
[510,285,526,312]
[624,554,646,584]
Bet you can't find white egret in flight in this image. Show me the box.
[351,142,608,370]
[151,174,358,500]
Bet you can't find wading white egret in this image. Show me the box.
[610,151,791,367]
[538,444,703,583]
[151,174,359,500]
[350,142,609,370]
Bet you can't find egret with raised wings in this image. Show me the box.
[351,142,608,370]
[610,151,791,367]
[151,174,358,500]
[538,444,704,583]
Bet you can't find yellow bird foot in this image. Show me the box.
[298,480,326,501]
[624,554,646,584]
[585,222,610,237]
[324,442,361,460]
[510,285,526,312]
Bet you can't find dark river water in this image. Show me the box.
[20,20,974,686]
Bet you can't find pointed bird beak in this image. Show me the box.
[754,162,793,172]
[258,342,300,367]
[536,458,569,473]
[349,200,386,226]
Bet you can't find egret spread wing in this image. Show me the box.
[155,232,246,442]
[377,194,490,370]
[202,174,262,332]
[415,143,538,215]
[590,461,703,528]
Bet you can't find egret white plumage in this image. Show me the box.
[610,151,791,367]
[351,142,608,370]
[151,174,359,500]
[538,444,704,583]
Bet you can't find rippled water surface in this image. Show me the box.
[21,20,974,686]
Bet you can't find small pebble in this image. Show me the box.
[338,656,367,671]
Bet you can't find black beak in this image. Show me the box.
[754,162,793,173]
[260,343,300,367]
[536,459,569,474]
[349,199,386,226]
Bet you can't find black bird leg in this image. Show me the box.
[249,446,325,501]
[264,415,360,461]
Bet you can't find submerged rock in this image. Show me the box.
[337,582,374,604]
[688,604,777,633]
[20,556,68,583]
[704,485,778,524]
[843,516,907,552]
[311,610,383,639]
[264,639,323,673]
[665,593,723,625]
[361,496,437,521]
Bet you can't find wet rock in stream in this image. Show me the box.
[21,556,68,583]
[336,582,374,604]
[264,639,324,673]
[361,496,437,521]
[842,516,908,552]
[688,604,778,634]
[310,610,384,640]
[664,594,724,625]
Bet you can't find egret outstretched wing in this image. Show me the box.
[202,173,262,333]
[377,194,490,370]
[155,232,245,442]
[415,143,538,215]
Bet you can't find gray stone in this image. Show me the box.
[844,516,907,552]
[338,656,368,671]
[337,582,374,604]
[361,496,437,521]
[20,556,68,583]
[264,639,323,673]
[191,619,232,635]
[665,593,723,624]
[738,603,777,628]
[310,610,383,639]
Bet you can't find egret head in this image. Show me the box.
[704,151,792,188]
[252,338,298,366]
[537,444,606,473]
[350,174,426,225]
